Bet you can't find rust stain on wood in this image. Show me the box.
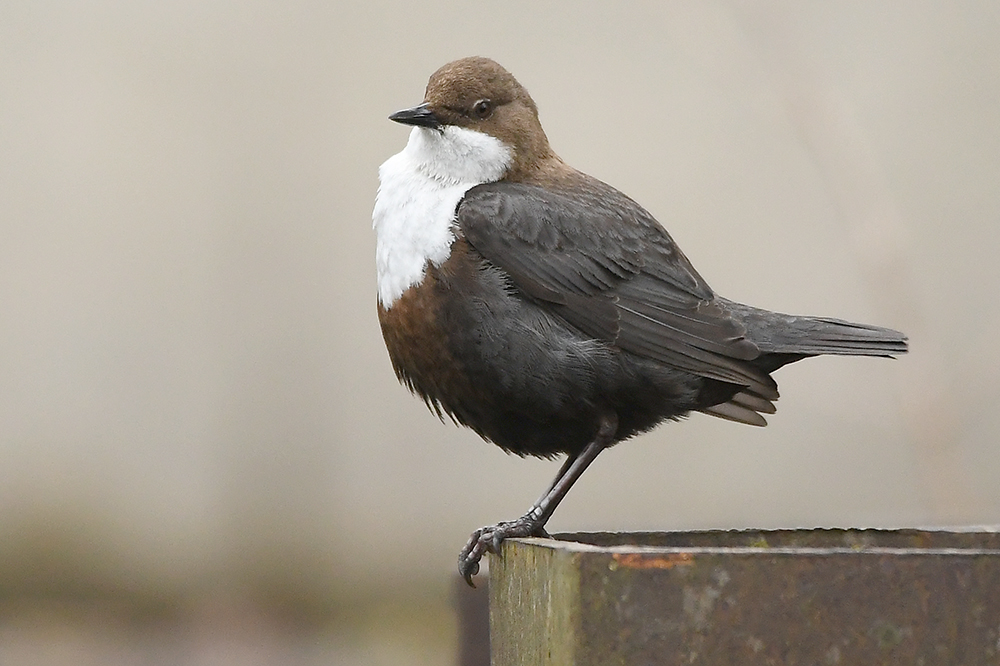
[612,551,695,569]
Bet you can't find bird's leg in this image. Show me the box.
[458,413,618,586]
[529,453,579,539]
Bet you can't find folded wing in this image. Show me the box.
[457,179,777,400]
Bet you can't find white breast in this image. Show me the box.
[373,126,512,308]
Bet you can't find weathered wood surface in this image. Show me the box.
[490,529,1000,666]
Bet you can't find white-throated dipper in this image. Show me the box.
[373,57,908,585]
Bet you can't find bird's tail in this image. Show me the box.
[722,299,909,358]
[698,300,906,427]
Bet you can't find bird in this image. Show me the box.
[372,57,908,586]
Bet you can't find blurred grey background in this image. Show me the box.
[1,1,998,663]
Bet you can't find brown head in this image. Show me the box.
[389,57,558,181]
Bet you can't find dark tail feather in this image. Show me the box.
[722,300,909,358]
[759,316,908,357]
[698,300,906,427]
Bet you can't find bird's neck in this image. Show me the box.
[504,152,575,185]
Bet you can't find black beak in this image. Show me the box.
[389,103,441,129]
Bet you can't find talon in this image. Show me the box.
[459,530,489,587]
[460,559,480,588]
[457,513,549,585]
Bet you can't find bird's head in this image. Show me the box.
[389,57,555,182]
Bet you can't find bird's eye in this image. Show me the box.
[471,99,493,120]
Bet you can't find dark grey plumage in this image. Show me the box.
[456,176,905,436]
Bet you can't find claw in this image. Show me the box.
[459,531,486,587]
[457,513,553,586]
[460,558,480,587]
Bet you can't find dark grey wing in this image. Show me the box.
[457,180,774,396]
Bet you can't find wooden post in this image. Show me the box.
[490,529,1000,665]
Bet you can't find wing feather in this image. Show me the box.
[457,178,771,393]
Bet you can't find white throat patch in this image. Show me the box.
[373,126,512,308]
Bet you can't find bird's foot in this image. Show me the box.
[458,514,550,586]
